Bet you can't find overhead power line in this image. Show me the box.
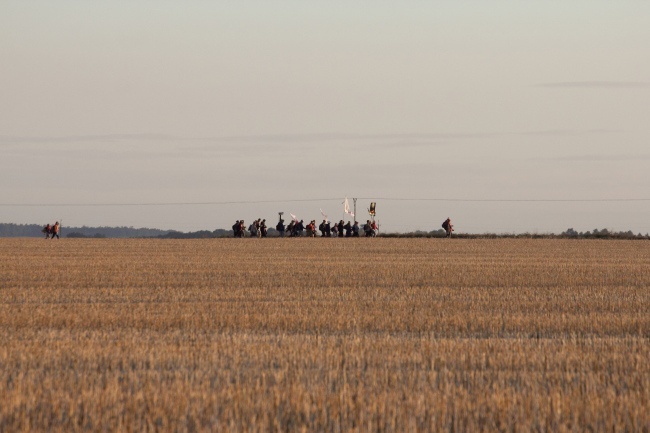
[0,197,649,207]
[360,197,650,202]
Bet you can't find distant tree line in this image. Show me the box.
[382,228,649,239]
[0,223,170,238]
[1,222,648,239]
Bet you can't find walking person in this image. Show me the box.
[276,219,285,237]
[51,221,60,239]
[442,217,453,238]
[306,220,316,237]
[352,221,360,237]
[43,223,52,239]
[295,220,305,237]
[248,221,258,237]
[364,220,373,237]
[338,220,345,238]
[260,219,268,237]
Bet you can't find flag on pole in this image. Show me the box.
[320,208,328,222]
[344,197,354,218]
[290,213,298,222]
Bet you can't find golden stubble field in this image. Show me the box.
[0,238,648,432]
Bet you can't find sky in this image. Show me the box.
[1,1,649,234]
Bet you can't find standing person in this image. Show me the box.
[232,220,241,238]
[276,219,285,237]
[51,221,60,239]
[239,220,246,238]
[318,220,326,237]
[442,217,453,238]
[325,220,331,237]
[331,222,339,237]
[338,220,345,238]
[371,220,378,236]
[260,219,268,237]
[287,220,295,237]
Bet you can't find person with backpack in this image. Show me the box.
[43,223,52,239]
[442,217,453,238]
[318,220,326,237]
[276,219,285,237]
[364,220,373,237]
[248,221,258,237]
[295,220,305,237]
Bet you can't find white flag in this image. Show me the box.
[344,197,354,217]
[290,213,298,222]
[320,208,328,222]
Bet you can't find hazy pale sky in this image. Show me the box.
[1,1,649,233]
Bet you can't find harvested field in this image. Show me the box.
[0,238,648,432]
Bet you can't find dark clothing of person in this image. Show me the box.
[344,222,352,237]
[442,219,452,238]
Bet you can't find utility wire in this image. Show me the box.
[1,197,650,207]
[0,198,344,207]
[1,197,649,207]
[358,197,650,202]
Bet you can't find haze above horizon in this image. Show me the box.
[1,2,649,233]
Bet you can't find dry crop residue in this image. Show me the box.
[0,238,648,431]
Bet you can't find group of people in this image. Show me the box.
[42,222,61,239]
[233,218,379,238]
[232,219,269,238]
